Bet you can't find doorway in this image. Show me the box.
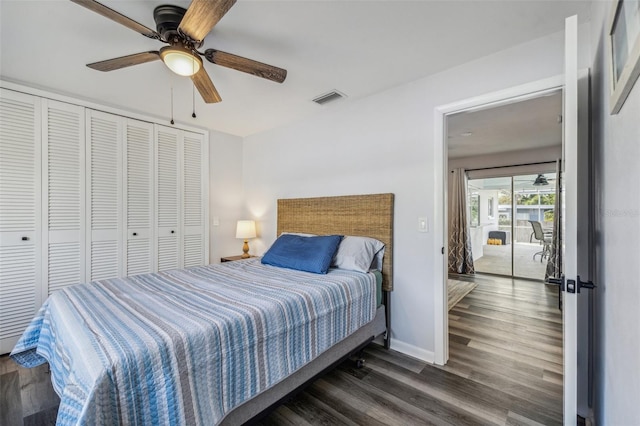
[437,82,566,424]
[434,76,565,364]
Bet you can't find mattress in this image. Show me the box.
[10,258,378,425]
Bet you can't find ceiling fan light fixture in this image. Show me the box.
[160,45,202,77]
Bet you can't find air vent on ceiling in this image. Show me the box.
[312,90,347,105]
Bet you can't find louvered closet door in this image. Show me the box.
[124,119,154,275]
[0,89,42,354]
[182,131,205,268]
[155,125,180,271]
[86,110,123,281]
[43,100,85,294]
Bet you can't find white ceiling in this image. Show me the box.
[0,1,590,137]
[447,90,563,158]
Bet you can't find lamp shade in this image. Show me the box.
[159,45,202,77]
[236,220,256,239]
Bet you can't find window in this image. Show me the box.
[487,196,494,219]
[469,194,480,227]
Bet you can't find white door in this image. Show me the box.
[42,100,86,295]
[124,119,155,276]
[562,15,591,423]
[155,125,180,271]
[86,110,123,281]
[0,89,42,353]
[182,131,205,268]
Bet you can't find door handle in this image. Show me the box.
[576,275,596,293]
[566,276,596,294]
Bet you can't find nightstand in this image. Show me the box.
[221,255,257,263]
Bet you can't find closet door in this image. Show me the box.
[155,125,180,271]
[124,119,154,275]
[42,100,85,294]
[0,89,42,353]
[86,110,123,281]
[182,131,206,268]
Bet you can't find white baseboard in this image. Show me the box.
[390,339,435,363]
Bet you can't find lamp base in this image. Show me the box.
[241,240,250,258]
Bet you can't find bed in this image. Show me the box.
[10,193,394,425]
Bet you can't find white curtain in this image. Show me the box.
[449,168,475,274]
[545,159,562,280]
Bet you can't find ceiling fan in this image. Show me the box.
[71,0,287,103]
[532,174,557,186]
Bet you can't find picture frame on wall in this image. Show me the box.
[608,0,640,114]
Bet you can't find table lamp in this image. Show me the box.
[236,220,257,258]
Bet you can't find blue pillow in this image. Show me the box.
[262,234,343,274]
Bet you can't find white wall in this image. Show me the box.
[208,130,245,264]
[589,1,640,423]
[242,26,590,360]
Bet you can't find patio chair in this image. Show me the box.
[529,220,552,262]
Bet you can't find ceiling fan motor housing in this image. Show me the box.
[154,5,187,42]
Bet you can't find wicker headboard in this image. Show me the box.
[277,193,394,291]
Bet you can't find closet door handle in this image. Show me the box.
[132,232,137,236]
[21,236,29,241]
[170,230,175,234]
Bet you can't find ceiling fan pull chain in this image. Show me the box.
[170,87,175,125]
[192,84,197,119]
[192,57,197,119]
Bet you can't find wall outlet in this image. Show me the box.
[418,217,428,232]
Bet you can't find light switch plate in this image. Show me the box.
[212,216,220,226]
[418,217,428,232]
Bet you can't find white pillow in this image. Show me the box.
[332,236,385,273]
[280,232,317,237]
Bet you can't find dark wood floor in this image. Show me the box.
[0,275,562,425]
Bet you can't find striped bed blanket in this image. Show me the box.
[11,258,377,425]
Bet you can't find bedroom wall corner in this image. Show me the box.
[208,130,245,264]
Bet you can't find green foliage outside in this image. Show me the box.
[540,194,556,205]
[501,192,555,206]
[518,194,539,205]
[544,210,555,222]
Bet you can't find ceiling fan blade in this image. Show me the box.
[87,52,160,72]
[71,0,161,39]
[179,0,236,43]
[203,49,287,83]
[191,68,222,103]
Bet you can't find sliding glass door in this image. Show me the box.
[468,172,556,280]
